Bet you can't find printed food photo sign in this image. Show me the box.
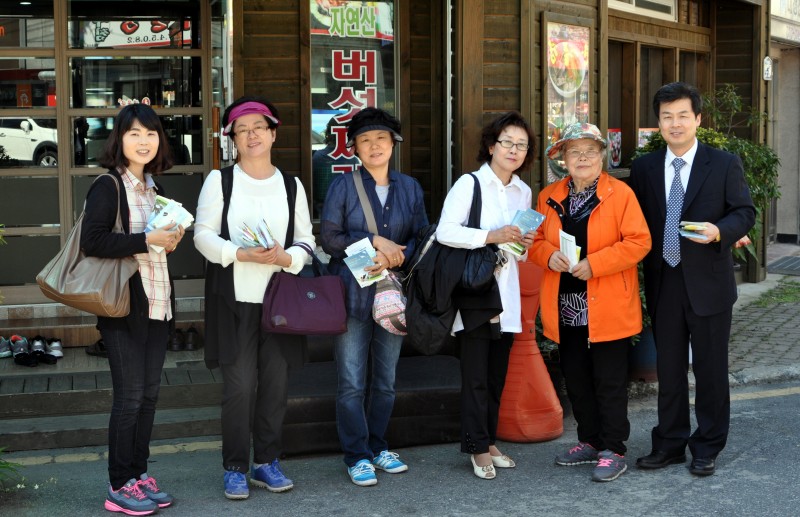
[543,16,592,181]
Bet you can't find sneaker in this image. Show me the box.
[592,450,627,482]
[224,471,249,500]
[555,442,599,466]
[104,478,158,515]
[30,335,57,365]
[0,337,11,358]
[372,450,408,473]
[250,459,294,493]
[348,459,377,487]
[46,337,64,358]
[10,335,37,367]
[137,473,173,508]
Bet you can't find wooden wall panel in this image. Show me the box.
[714,1,755,140]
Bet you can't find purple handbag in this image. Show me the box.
[261,243,347,336]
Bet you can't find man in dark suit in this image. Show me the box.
[629,82,755,477]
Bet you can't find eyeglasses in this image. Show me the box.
[234,125,270,138]
[496,140,530,151]
[564,149,602,160]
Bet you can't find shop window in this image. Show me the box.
[609,0,676,22]
[0,235,60,286]
[0,3,55,48]
[0,58,57,109]
[0,176,59,226]
[0,116,58,168]
[309,0,396,218]
[67,1,200,49]
[70,56,200,109]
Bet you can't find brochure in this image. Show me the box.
[679,221,709,241]
[343,249,386,287]
[145,195,195,252]
[343,237,386,287]
[499,208,545,256]
[239,219,275,249]
[559,229,581,270]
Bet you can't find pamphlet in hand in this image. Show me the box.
[499,208,545,256]
[679,221,709,240]
[343,237,386,288]
[145,195,195,252]
[559,229,581,271]
[239,219,275,249]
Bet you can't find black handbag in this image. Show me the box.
[459,173,504,293]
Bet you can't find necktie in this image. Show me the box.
[663,157,686,267]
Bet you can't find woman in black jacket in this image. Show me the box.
[81,104,181,516]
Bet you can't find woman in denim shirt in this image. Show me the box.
[321,108,428,487]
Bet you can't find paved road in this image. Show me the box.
[2,381,799,517]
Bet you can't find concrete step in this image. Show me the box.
[0,356,462,453]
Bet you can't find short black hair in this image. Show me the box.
[98,104,173,174]
[222,95,280,130]
[476,111,537,172]
[653,82,703,118]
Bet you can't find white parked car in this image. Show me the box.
[0,118,58,166]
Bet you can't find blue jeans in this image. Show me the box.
[334,316,403,467]
[103,319,169,490]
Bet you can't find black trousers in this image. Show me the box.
[559,324,630,455]
[458,323,513,454]
[104,319,169,490]
[651,263,731,459]
[220,302,289,472]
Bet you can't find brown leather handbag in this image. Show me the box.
[36,174,139,317]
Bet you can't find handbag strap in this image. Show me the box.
[352,169,379,235]
[85,172,124,234]
[466,173,482,230]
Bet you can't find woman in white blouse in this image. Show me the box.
[194,97,314,500]
[436,112,537,480]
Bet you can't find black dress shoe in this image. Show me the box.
[636,449,687,469]
[689,457,715,476]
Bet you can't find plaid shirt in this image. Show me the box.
[121,168,172,321]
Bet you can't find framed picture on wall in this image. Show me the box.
[541,12,594,181]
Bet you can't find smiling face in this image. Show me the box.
[658,97,701,156]
[488,125,529,177]
[122,119,160,174]
[233,112,276,161]
[563,138,603,187]
[353,129,394,171]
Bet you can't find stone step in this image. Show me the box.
[0,356,462,453]
[0,298,204,349]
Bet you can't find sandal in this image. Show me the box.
[86,338,108,358]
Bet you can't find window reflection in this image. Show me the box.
[71,57,199,109]
[0,58,57,108]
[67,1,200,49]
[0,4,55,49]
[0,117,57,167]
[80,115,203,167]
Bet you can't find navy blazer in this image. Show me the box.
[629,143,755,317]
[80,169,175,340]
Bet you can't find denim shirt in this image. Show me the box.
[320,167,429,321]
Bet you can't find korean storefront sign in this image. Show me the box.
[309,0,395,216]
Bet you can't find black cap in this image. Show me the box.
[346,107,403,148]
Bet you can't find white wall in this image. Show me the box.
[774,47,800,241]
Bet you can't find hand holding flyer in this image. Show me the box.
[559,229,581,271]
[145,195,194,252]
[499,208,545,256]
[239,219,275,248]
[679,221,709,241]
[343,237,387,288]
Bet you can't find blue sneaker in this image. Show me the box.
[0,337,11,358]
[224,471,249,500]
[137,473,173,508]
[250,459,293,493]
[372,450,408,473]
[348,459,377,487]
[104,478,158,515]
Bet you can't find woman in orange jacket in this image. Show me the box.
[530,122,651,483]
